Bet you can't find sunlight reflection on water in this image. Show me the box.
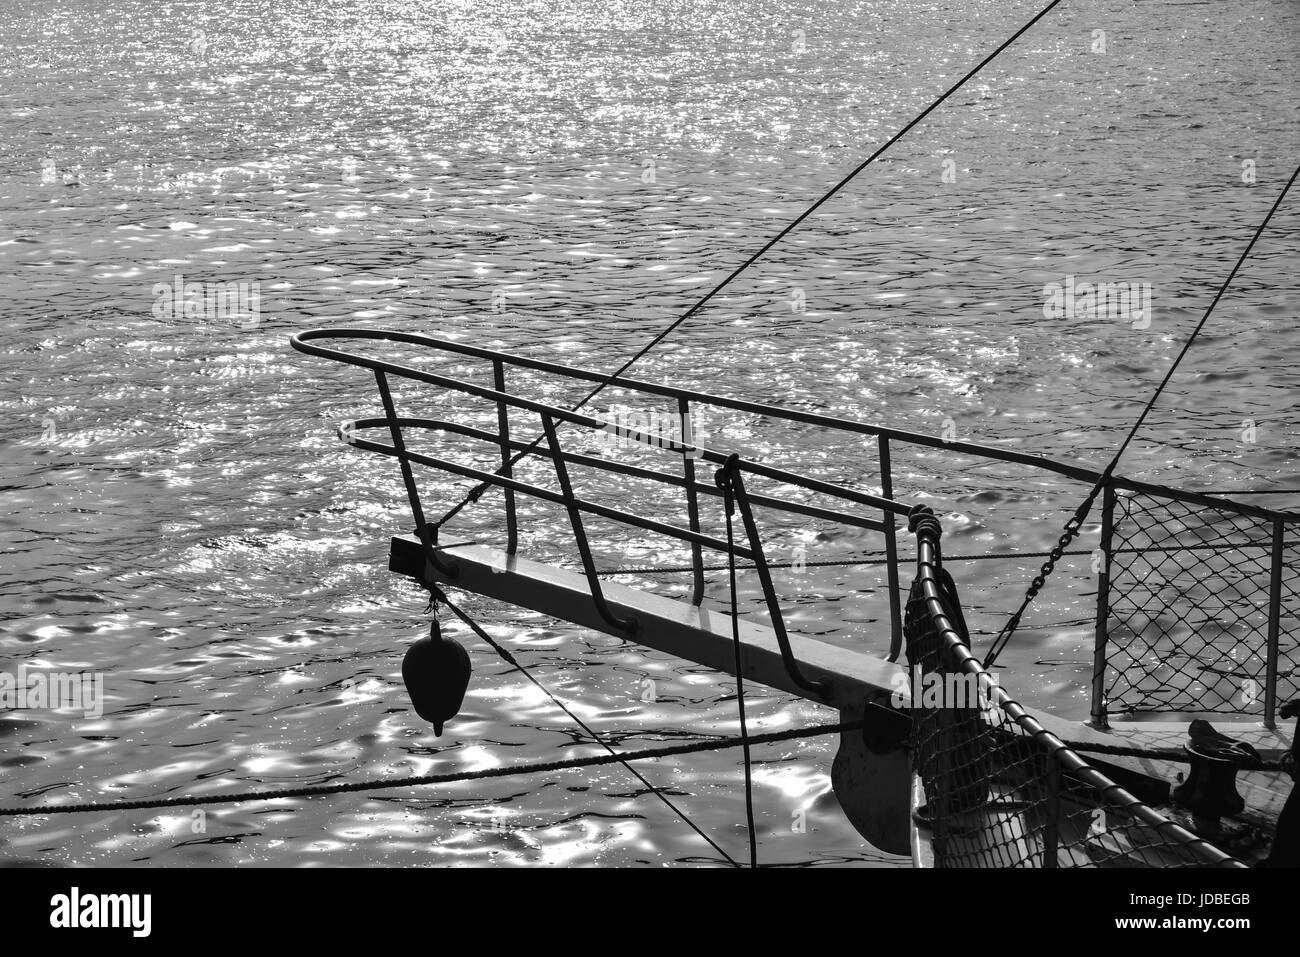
[1,0,1298,866]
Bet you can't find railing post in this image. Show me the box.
[680,397,705,605]
[1090,479,1116,729]
[1043,752,1060,868]
[1264,517,1284,730]
[492,359,518,553]
[539,413,637,633]
[373,369,456,578]
[878,435,903,661]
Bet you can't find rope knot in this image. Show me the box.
[908,504,942,540]
[423,582,449,611]
[714,453,741,516]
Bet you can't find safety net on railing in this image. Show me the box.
[906,507,1242,868]
[1100,488,1300,719]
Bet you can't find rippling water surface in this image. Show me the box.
[2,0,1298,867]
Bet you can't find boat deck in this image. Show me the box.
[390,534,1292,828]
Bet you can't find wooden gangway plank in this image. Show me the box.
[390,536,906,712]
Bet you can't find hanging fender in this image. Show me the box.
[831,698,911,857]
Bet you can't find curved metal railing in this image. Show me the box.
[291,327,918,683]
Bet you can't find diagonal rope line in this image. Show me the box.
[428,0,1067,534]
[437,592,741,866]
[984,162,1300,668]
[0,721,865,817]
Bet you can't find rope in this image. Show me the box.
[436,590,740,866]
[719,457,758,867]
[599,548,1084,577]
[0,720,863,817]
[983,163,1300,669]
[594,540,1281,577]
[426,0,1067,536]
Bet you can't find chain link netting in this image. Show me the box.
[906,557,1239,868]
[1101,490,1299,717]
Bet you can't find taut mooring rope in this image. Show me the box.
[0,721,863,818]
[593,540,1296,577]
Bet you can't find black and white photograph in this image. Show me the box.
[1,0,1297,930]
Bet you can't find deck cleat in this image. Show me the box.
[1172,720,1256,821]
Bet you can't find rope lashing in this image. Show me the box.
[983,163,1300,670]
[0,721,865,818]
[907,505,974,649]
[907,504,943,544]
[424,0,1068,537]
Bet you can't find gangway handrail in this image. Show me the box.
[290,328,1299,523]
[293,326,918,664]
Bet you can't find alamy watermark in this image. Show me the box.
[890,665,999,713]
[592,405,700,458]
[49,887,150,937]
[151,273,262,329]
[0,666,105,719]
[1042,275,1152,329]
